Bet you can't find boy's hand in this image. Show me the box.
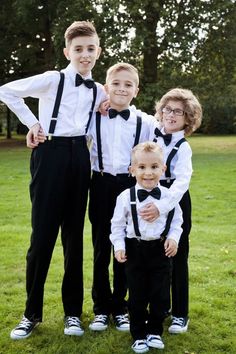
[115,250,127,263]
[26,123,46,148]
[98,99,110,115]
[139,202,160,222]
[164,239,178,257]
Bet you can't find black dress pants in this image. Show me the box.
[125,238,171,340]
[24,137,90,322]
[160,180,191,318]
[88,171,135,316]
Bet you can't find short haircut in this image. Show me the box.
[131,141,164,165]
[155,88,202,136]
[106,62,139,87]
[64,21,99,47]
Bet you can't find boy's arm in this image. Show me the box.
[0,71,58,129]
[153,143,193,214]
[109,193,128,255]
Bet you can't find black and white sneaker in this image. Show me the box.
[168,316,189,334]
[64,316,84,336]
[131,339,149,353]
[146,334,164,349]
[10,316,39,340]
[114,314,130,331]
[89,314,109,331]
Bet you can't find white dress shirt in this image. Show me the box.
[110,183,183,252]
[0,63,107,136]
[150,124,193,214]
[88,106,156,175]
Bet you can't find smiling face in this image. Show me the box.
[162,100,186,134]
[105,69,139,110]
[130,150,165,190]
[63,35,101,76]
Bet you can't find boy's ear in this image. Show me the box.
[129,165,135,177]
[63,47,70,60]
[96,46,102,59]
[133,87,139,98]
[163,164,167,173]
[104,83,109,94]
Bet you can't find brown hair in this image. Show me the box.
[155,88,202,136]
[131,141,163,164]
[64,21,99,47]
[106,62,139,87]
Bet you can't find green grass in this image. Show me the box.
[0,135,236,354]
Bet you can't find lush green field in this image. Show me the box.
[0,136,235,354]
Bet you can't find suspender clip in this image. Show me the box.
[48,134,52,141]
[100,170,104,176]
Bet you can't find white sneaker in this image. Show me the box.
[131,339,149,353]
[168,317,189,334]
[146,334,164,349]
[64,316,84,336]
[89,314,109,331]
[114,314,130,331]
[10,316,39,340]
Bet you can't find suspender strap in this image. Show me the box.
[133,116,142,147]
[85,84,97,134]
[96,111,103,172]
[48,72,65,137]
[95,114,142,174]
[130,187,141,238]
[165,138,186,178]
[130,186,175,241]
[160,208,175,240]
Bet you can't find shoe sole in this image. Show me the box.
[132,347,149,353]
[116,325,130,332]
[147,342,164,349]
[64,329,84,336]
[89,325,108,331]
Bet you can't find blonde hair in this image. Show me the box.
[131,141,163,164]
[64,21,99,47]
[155,88,202,136]
[106,62,139,87]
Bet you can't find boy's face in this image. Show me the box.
[63,35,101,76]
[105,70,139,110]
[162,100,186,134]
[130,151,165,190]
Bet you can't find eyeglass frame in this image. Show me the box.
[162,106,185,116]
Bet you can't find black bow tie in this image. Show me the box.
[75,73,95,89]
[137,187,161,202]
[108,108,130,120]
[154,128,172,146]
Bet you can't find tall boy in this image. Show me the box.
[0,21,106,339]
[87,63,158,331]
[110,142,182,353]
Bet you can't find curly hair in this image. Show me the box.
[155,88,202,136]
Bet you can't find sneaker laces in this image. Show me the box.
[65,316,81,327]
[93,314,107,322]
[133,339,147,348]
[16,316,33,330]
[172,317,185,326]
[115,314,129,323]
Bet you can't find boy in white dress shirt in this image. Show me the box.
[87,63,158,332]
[0,21,106,339]
[151,88,202,334]
[110,141,183,353]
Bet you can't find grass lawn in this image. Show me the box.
[0,135,235,354]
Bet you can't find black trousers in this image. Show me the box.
[25,137,90,322]
[125,238,171,340]
[160,181,191,318]
[88,171,135,316]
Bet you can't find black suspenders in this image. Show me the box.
[95,112,142,173]
[129,186,175,241]
[165,138,186,181]
[48,72,97,139]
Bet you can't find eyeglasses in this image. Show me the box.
[162,106,185,116]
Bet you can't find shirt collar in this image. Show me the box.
[63,63,92,82]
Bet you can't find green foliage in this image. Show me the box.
[1,0,236,133]
[0,136,236,353]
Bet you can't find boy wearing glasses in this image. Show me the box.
[151,88,202,334]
